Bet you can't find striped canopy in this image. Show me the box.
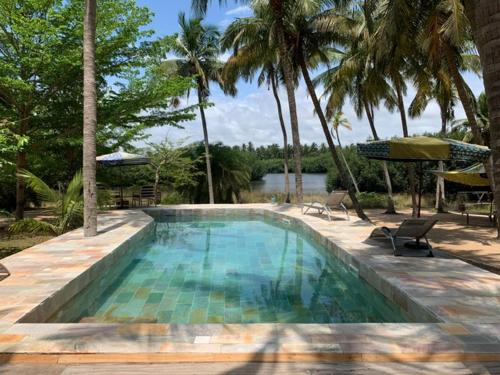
[357,136,490,162]
[96,152,150,167]
[432,164,490,187]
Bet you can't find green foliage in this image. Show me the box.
[161,191,188,205]
[186,143,251,203]
[356,192,388,209]
[9,170,83,235]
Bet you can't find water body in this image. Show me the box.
[53,216,408,323]
[251,173,327,193]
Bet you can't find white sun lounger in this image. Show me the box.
[302,191,349,221]
[370,218,438,256]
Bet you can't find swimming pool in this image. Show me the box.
[50,216,409,324]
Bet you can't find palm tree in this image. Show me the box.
[10,171,83,235]
[416,0,483,145]
[83,0,97,237]
[282,0,368,220]
[330,112,360,193]
[192,0,304,203]
[221,12,291,202]
[169,13,233,204]
[409,67,457,213]
[468,1,500,238]
[314,5,398,214]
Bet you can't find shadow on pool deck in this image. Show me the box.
[365,208,500,274]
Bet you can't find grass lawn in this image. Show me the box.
[0,231,53,260]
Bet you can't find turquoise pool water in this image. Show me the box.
[52,216,409,323]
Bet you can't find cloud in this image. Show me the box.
[140,76,485,148]
[225,5,252,16]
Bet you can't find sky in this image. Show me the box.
[135,0,486,147]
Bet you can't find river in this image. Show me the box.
[250,173,327,193]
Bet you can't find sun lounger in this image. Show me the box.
[370,218,438,256]
[302,191,349,221]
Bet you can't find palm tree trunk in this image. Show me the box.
[394,82,418,217]
[472,1,500,238]
[299,55,368,221]
[364,102,396,214]
[436,109,447,213]
[444,43,483,145]
[270,69,290,203]
[334,127,360,194]
[269,0,303,204]
[15,110,28,220]
[83,0,97,237]
[197,84,215,204]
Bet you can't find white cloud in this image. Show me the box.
[225,5,252,16]
[140,75,485,148]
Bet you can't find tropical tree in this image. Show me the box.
[82,0,97,237]
[415,0,483,145]
[221,8,291,202]
[193,0,305,203]
[186,142,251,203]
[148,139,201,202]
[168,12,234,204]
[314,4,398,214]
[9,171,83,235]
[409,67,457,212]
[468,1,500,238]
[330,112,360,193]
[279,0,368,220]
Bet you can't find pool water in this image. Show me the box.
[52,216,409,324]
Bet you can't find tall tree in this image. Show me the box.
[83,0,97,236]
[315,1,398,214]
[169,13,234,204]
[268,0,304,203]
[192,0,304,203]
[221,10,291,202]
[467,1,500,238]
[281,0,368,219]
[330,112,360,193]
[0,0,164,219]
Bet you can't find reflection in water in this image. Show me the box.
[55,217,409,324]
[251,173,327,193]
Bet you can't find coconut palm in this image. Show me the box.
[466,1,500,238]
[9,171,83,235]
[83,0,97,236]
[409,66,457,213]
[168,12,234,204]
[330,112,360,193]
[221,10,292,202]
[193,0,305,203]
[414,0,483,145]
[314,5,398,214]
[281,0,368,220]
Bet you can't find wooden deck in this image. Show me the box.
[1,361,500,375]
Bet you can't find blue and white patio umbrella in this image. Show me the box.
[96,151,150,167]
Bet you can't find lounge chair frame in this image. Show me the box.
[372,219,437,257]
[302,191,349,221]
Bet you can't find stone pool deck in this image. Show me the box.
[0,204,500,365]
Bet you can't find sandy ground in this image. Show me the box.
[367,208,500,274]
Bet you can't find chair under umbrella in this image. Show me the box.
[96,151,151,208]
[357,136,491,217]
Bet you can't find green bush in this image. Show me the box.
[161,191,187,204]
[356,192,387,209]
